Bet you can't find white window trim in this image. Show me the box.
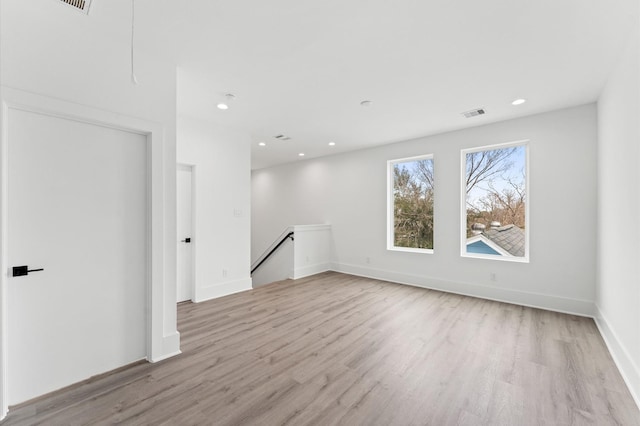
[387,154,434,254]
[460,140,530,263]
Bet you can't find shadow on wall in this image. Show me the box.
[251,225,331,287]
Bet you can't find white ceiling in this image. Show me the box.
[88,0,640,169]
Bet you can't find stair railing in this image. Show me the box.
[251,227,295,275]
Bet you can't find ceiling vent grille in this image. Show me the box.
[57,0,93,14]
[461,108,486,118]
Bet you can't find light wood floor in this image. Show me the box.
[3,272,639,425]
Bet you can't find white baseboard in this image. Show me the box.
[149,330,181,363]
[292,262,331,280]
[594,306,640,410]
[150,349,182,363]
[160,331,181,361]
[331,262,595,317]
[194,277,252,303]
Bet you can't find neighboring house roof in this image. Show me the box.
[484,224,525,257]
[466,234,513,257]
[467,240,500,256]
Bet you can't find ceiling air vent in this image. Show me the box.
[461,108,485,118]
[57,0,93,14]
[274,134,291,141]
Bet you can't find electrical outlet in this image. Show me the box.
[366,257,371,264]
[233,209,243,218]
[490,272,496,282]
[222,269,228,278]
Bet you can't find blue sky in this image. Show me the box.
[467,145,526,207]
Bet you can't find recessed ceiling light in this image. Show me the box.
[360,100,372,107]
[328,142,336,146]
[217,93,236,110]
[512,98,526,106]
[298,153,305,157]
[258,142,266,147]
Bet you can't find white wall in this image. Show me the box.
[0,0,180,417]
[253,104,598,315]
[251,224,331,287]
[251,224,332,287]
[253,162,334,260]
[292,224,332,279]
[251,232,294,288]
[596,25,640,406]
[177,114,252,301]
[0,8,5,419]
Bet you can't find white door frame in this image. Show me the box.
[177,163,196,303]
[0,87,178,418]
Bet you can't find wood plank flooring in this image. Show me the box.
[2,272,639,425]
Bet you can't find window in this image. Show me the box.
[387,155,434,253]
[461,141,529,262]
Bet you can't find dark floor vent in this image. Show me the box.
[58,0,92,14]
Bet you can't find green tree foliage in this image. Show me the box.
[393,159,434,249]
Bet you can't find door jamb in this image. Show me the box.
[177,163,196,303]
[0,87,179,418]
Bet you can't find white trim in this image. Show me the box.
[293,224,331,232]
[292,262,331,279]
[0,84,6,421]
[149,330,182,363]
[330,262,595,317]
[461,140,530,263]
[194,277,252,303]
[387,153,435,253]
[594,305,640,411]
[387,246,434,254]
[177,163,196,303]
[149,349,182,364]
[0,87,179,416]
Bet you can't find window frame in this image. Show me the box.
[460,140,530,263]
[387,154,435,254]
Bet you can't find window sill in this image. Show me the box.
[388,247,434,255]
[461,252,529,263]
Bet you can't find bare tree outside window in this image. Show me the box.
[388,156,434,251]
[462,143,528,260]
